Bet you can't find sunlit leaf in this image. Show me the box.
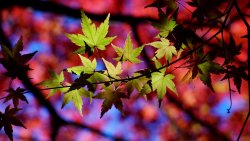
[148,38,177,62]
[81,11,116,51]
[112,33,144,63]
[140,83,152,96]
[151,11,178,38]
[66,11,116,54]
[102,58,122,79]
[67,55,97,75]
[198,61,224,92]
[66,33,85,47]
[62,87,92,116]
[39,71,64,98]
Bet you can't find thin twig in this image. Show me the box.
[221,31,233,113]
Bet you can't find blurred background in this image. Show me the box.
[0,0,249,141]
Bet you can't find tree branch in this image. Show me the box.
[0,0,156,24]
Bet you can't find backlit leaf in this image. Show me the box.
[81,12,116,51]
[67,55,97,75]
[65,34,85,51]
[39,71,64,98]
[94,85,127,118]
[102,58,122,79]
[148,38,177,62]
[112,33,144,63]
[62,88,92,116]
[198,61,224,92]
[152,12,177,38]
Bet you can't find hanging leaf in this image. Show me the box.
[127,79,143,96]
[140,82,152,97]
[68,73,93,92]
[148,38,177,62]
[62,87,93,116]
[39,71,64,98]
[198,61,224,92]
[102,58,122,79]
[112,33,144,63]
[0,37,37,79]
[151,10,178,38]
[150,60,177,106]
[221,65,248,93]
[3,87,28,108]
[127,71,151,97]
[67,55,97,75]
[94,85,127,118]
[152,71,177,106]
[0,105,26,141]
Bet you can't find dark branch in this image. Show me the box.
[0,0,156,24]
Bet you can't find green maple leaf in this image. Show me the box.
[127,73,150,97]
[152,72,177,100]
[152,15,177,38]
[67,54,97,75]
[198,61,224,92]
[112,33,144,63]
[3,87,28,108]
[66,11,116,53]
[151,61,177,106]
[39,71,64,98]
[127,79,143,95]
[0,105,26,141]
[140,83,152,97]
[88,72,109,83]
[148,38,177,62]
[66,34,85,47]
[94,85,127,118]
[0,37,37,79]
[62,88,92,116]
[102,58,122,79]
